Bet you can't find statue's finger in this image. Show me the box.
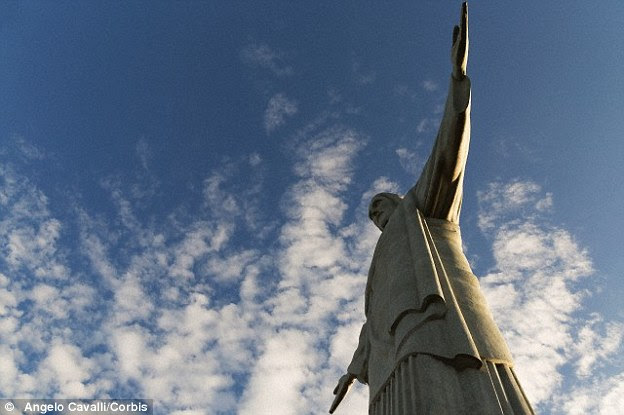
[329,393,343,414]
[461,2,468,36]
[452,25,459,45]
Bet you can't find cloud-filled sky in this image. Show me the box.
[1,1,623,414]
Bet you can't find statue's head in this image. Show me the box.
[368,192,402,231]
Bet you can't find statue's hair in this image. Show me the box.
[368,192,402,220]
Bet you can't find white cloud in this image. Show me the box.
[36,342,97,397]
[477,179,624,412]
[279,128,364,285]
[113,274,155,324]
[328,88,342,104]
[204,249,259,283]
[248,152,262,166]
[0,344,22,394]
[201,157,270,236]
[264,93,298,133]
[572,315,624,379]
[0,166,69,279]
[477,180,553,231]
[107,293,256,414]
[416,117,438,134]
[241,42,293,77]
[422,80,438,91]
[560,373,624,415]
[136,138,151,171]
[0,165,111,400]
[495,136,540,162]
[63,156,271,413]
[203,173,241,217]
[6,220,67,278]
[13,136,46,160]
[30,283,76,319]
[169,221,231,280]
[356,73,376,85]
[239,329,317,415]
[112,326,146,380]
[352,61,376,86]
[77,211,119,284]
[394,84,417,100]
[395,146,423,177]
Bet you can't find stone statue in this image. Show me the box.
[330,3,534,414]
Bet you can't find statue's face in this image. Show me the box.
[369,196,397,231]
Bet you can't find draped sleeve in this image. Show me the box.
[409,75,471,223]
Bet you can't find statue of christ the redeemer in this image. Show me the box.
[330,4,535,414]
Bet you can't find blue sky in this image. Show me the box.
[1,1,623,414]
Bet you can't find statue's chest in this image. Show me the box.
[370,216,413,298]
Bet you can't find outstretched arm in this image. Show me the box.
[410,2,471,223]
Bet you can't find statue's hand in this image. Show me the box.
[451,2,469,80]
[329,373,355,414]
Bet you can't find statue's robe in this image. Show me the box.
[347,76,534,414]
